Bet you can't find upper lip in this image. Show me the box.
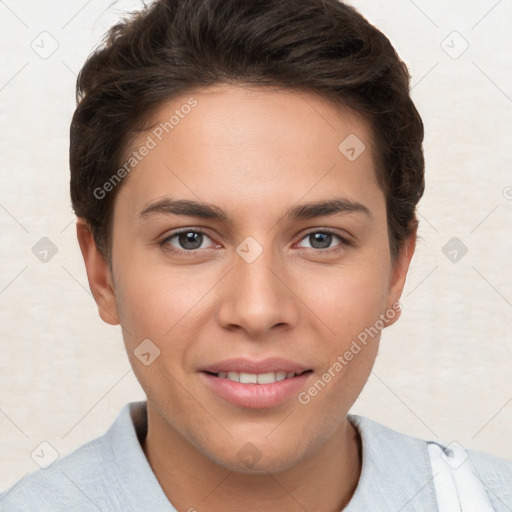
[200,357,312,374]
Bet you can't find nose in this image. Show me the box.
[215,240,300,339]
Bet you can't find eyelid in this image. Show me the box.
[299,227,352,241]
[294,228,353,250]
[160,227,218,252]
[159,227,353,255]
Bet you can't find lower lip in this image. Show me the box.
[200,372,312,409]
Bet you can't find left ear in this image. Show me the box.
[383,225,417,327]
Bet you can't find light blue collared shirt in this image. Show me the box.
[1,401,511,511]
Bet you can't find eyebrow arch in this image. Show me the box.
[138,197,372,222]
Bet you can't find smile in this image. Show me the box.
[206,370,312,384]
[201,369,313,409]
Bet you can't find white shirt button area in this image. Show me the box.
[428,441,495,512]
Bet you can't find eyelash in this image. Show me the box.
[159,228,352,256]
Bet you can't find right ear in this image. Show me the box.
[76,219,120,326]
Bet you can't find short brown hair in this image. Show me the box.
[70,0,425,265]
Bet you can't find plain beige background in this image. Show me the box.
[0,0,511,491]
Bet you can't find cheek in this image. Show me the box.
[296,272,385,424]
[301,263,388,390]
[307,262,390,338]
[114,253,211,341]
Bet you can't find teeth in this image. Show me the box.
[239,372,258,384]
[227,371,240,382]
[216,371,301,384]
[257,372,277,384]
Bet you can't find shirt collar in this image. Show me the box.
[107,400,175,511]
[344,414,438,511]
[111,402,437,511]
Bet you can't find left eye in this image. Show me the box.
[296,231,348,251]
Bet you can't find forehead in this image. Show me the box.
[139,83,376,163]
[114,84,382,222]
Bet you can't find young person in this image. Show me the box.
[2,0,511,510]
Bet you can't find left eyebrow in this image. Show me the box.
[282,198,372,221]
[138,197,372,222]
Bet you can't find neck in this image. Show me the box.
[142,403,362,512]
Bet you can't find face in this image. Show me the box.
[81,84,414,474]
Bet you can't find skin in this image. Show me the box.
[77,84,416,512]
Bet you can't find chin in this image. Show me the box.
[219,456,302,476]
[205,441,307,475]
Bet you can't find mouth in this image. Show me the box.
[199,358,314,408]
[203,369,313,384]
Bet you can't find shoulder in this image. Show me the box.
[0,434,117,511]
[0,402,146,512]
[350,413,512,470]
[466,445,512,492]
[348,414,512,510]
